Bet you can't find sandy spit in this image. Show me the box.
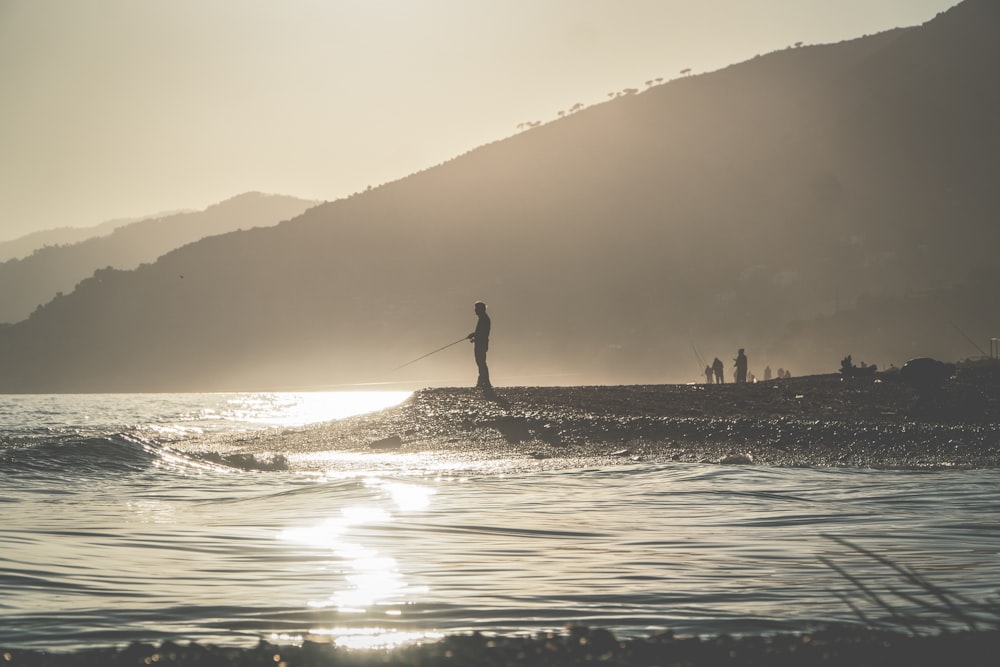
[207,372,1000,471]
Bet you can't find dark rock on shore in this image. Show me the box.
[900,357,955,388]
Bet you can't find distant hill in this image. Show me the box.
[0,193,317,324]
[0,216,150,263]
[0,0,997,392]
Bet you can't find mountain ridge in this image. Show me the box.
[0,0,996,392]
[0,192,317,324]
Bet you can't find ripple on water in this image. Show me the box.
[1,461,999,650]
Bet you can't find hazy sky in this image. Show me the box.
[0,0,959,241]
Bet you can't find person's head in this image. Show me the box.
[738,348,744,354]
[474,301,487,314]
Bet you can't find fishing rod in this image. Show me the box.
[951,323,988,357]
[392,336,469,371]
[690,340,707,373]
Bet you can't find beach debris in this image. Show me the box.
[369,434,402,450]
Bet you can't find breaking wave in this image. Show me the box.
[0,430,285,477]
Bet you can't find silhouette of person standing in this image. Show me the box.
[468,301,491,389]
[734,348,748,384]
[704,365,714,384]
[712,357,724,384]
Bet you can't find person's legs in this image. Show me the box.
[475,345,491,388]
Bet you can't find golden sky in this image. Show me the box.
[0,0,959,241]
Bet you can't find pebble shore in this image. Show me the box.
[213,370,1000,471]
[4,626,1000,666]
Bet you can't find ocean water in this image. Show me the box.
[1,392,999,652]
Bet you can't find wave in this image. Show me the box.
[1,432,157,474]
[0,431,283,477]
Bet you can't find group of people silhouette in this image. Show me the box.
[703,350,746,384]
[703,350,790,384]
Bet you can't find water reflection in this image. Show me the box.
[223,391,410,428]
[373,478,436,512]
[278,479,436,648]
[304,628,445,651]
[328,548,401,612]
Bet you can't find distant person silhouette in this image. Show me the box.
[712,357,724,384]
[467,301,492,389]
[734,348,748,383]
[704,365,714,384]
[764,365,772,381]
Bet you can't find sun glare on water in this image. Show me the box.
[224,391,411,427]
[277,478,438,649]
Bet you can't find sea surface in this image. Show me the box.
[1,392,999,652]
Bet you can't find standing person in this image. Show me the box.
[712,357,724,384]
[467,301,492,389]
[734,348,748,384]
[704,365,714,384]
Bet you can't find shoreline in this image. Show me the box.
[212,371,1000,471]
[4,626,999,666]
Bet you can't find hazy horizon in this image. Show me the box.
[0,0,958,242]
